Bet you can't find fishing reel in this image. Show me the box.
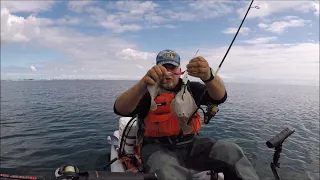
[203,103,219,124]
[55,164,80,180]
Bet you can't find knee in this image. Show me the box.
[153,164,187,180]
[209,141,245,163]
[143,149,180,171]
[147,151,179,167]
[222,141,243,153]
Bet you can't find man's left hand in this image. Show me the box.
[186,56,211,81]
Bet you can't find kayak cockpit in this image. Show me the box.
[108,117,224,180]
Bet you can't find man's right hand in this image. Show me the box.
[140,65,168,87]
[114,65,167,116]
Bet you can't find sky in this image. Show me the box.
[1,0,319,86]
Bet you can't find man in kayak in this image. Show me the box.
[114,49,259,180]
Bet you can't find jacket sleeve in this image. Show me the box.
[113,92,151,118]
[189,81,227,105]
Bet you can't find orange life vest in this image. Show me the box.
[143,91,202,137]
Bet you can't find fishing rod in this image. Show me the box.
[214,0,255,76]
[187,0,257,125]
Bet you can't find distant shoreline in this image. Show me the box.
[1,79,318,87]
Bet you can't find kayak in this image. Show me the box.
[107,117,225,180]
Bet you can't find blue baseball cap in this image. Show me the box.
[156,49,180,66]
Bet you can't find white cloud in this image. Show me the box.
[36,16,82,27]
[85,1,237,32]
[68,0,95,13]
[243,37,277,44]
[108,1,158,14]
[165,12,197,21]
[30,66,37,72]
[95,1,159,32]
[115,48,156,61]
[187,1,234,19]
[163,24,177,29]
[1,8,40,44]
[163,1,234,22]
[258,23,268,29]
[144,14,168,24]
[0,1,55,13]
[100,17,143,33]
[56,17,82,25]
[258,16,310,34]
[222,27,251,35]
[177,42,319,86]
[136,65,144,69]
[238,1,319,19]
[296,1,319,17]
[312,2,320,16]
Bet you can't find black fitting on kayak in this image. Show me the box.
[203,104,219,124]
[55,164,80,180]
[266,127,295,180]
[266,128,295,148]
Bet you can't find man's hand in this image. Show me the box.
[186,56,211,81]
[140,65,168,86]
[115,65,168,116]
[187,56,226,102]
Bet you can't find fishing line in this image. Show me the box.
[182,49,200,84]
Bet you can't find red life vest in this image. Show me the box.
[143,91,202,137]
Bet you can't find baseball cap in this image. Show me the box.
[156,49,180,66]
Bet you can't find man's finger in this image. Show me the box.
[144,76,156,85]
[158,65,168,75]
[189,56,206,63]
[187,61,207,69]
[189,57,201,63]
[154,66,163,78]
[188,72,201,78]
[148,69,159,82]
[196,67,209,73]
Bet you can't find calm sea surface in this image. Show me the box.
[1,80,319,180]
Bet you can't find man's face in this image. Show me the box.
[160,64,181,90]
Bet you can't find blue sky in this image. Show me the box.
[1,0,319,86]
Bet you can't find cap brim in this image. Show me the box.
[157,60,179,67]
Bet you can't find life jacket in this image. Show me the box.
[143,91,202,137]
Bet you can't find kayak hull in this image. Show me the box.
[110,130,125,172]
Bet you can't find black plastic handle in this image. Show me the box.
[266,128,295,148]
